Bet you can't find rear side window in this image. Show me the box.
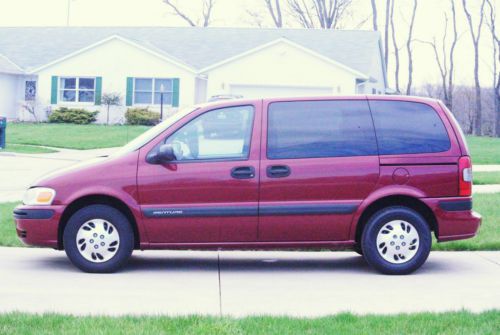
[369,100,450,155]
[267,100,377,159]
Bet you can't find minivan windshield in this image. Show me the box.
[112,106,199,156]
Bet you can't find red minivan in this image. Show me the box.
[14,96,481,274]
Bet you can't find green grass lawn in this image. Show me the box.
[0,311,498,335]
[1,143,58,154]
[1,193,498,250]
[6,123,150,150]
[466,136,500,164]
[474,171,500,185]
[0,202,23,247]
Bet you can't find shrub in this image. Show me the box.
[125,108,160,125]
[48,107,98,124]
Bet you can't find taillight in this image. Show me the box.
[458,156,472,196]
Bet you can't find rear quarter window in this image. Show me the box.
[369,100,451,155]
[267,100,378,159]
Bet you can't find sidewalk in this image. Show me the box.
[0,248,498,316]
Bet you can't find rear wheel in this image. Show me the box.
[361,206,431,275]
[63,204,134,273]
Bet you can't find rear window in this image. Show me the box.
[369,100,451,155]
[267,100,378,159]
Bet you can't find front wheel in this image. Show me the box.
[361,206,431,275]
[63,204,134,273]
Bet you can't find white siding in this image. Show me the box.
[33,38,197,123]
[0,73,19,120]
[203,41,359,101]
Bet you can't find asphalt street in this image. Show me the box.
[0,248,498,317]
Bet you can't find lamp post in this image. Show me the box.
[159,84,165,120]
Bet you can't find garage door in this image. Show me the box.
[230,84,333,99]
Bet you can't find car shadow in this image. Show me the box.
[38,251,448,275]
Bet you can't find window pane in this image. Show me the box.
[134,92,152,104]
[369,101,451,155]
[267,100,377,159]
[135,78,152,91]
[79,78,95,90]
[79,91,95,103]
[154,92,172,105]
[61,78,76,89]
[166,106,254,161]
[61,90,76,102]
[25,81,36,101]
[155,79,172,92]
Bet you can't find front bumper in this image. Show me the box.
[13,205,64,248]
[422,197,482,242]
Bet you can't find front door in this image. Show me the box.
[138,103,261,244]
[258,99,380,242]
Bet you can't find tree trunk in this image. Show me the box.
[390,0,400,93]
[405,0,418,95]
[384,0,391,68]
[370,0,378,31]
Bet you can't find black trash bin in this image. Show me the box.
[0,117,6,149]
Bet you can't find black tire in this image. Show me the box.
[353,244,363,255]
[361,206,431,275]
[63,204,134,273]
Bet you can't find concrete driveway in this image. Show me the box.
[0,248,498,316]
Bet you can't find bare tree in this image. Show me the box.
[462,0,487,135]
[288,0,352,29]
[448,0,459,112]
[264,0,283,27]
[370,0,391,70]
[416,0,458,110]
[390,0,401,92]
[405,0,418,95]
[101,93,122,125]
[370,0,378,31]
[21,100,39,122]
[163,0,216,27]
[246,9,266,28]
[383,0,391,68]
[486,0,500,136]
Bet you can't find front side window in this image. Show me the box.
[267,100,378,159]
[369,100,451,155]
[134,78,173,105]
[165,105,254,161]
[60,77,95,103]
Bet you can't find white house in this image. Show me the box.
[0,27,387,123]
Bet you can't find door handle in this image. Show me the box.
[231,166,255,179]
[267,165,291,178]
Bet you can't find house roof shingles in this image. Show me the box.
[0,27,381,75]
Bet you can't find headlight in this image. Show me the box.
[23,187,56,206]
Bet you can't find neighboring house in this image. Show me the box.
[0,27,387,123]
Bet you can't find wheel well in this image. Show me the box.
[355,195,438,243]
[58,195,140,250]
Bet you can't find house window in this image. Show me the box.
[60,77,95,103]
[25,81,36,101]
[133,78,173,105]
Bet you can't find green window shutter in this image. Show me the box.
[172,78,180,107]
[95,77,102,105]
[126,77,133,106]
[50,76,58,104]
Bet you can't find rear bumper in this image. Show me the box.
[422,197,481,242]
[13,205,64,248]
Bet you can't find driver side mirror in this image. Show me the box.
[146,143,177,164]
